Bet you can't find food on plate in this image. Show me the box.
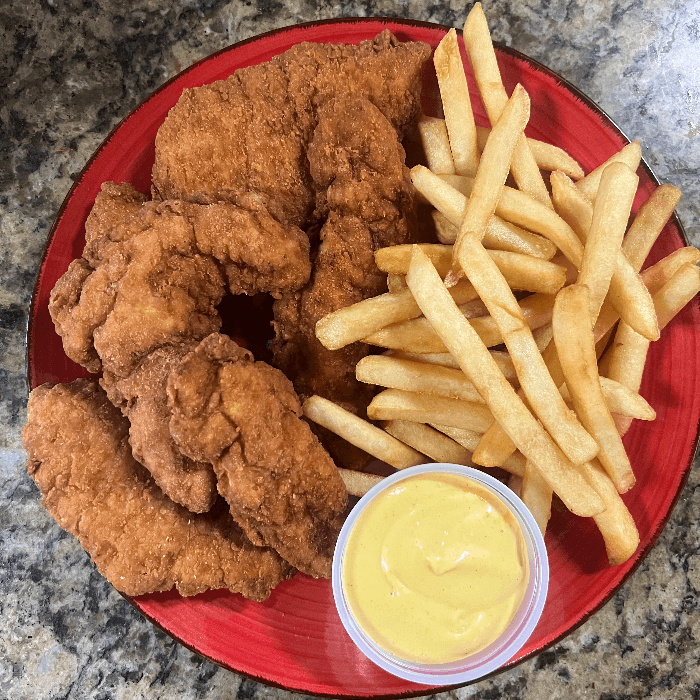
[167,333,348,579]
[100,341,217,514]
[152,31,430,228]
[49,181,311,378]
[340,471,530,663]
[270,94,418,428]
[22,379,294,600]
[306,4,699,568]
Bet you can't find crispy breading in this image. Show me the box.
[101,342,218,514]
[23,379,294,600]
[167,333,348,579]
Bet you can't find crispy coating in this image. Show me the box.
[23,379,294,600]
[167,333,348,579]
[101,342,218,514]
[152,31,430,229]
[271,96,415,427]
[49,182,310,378]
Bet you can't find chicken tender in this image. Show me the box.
[271,96,416,434]
[152,31,430,229]
[167,333,348,579]
[101,342,217,514]
[23,379,294,600]
[50,182,310,378]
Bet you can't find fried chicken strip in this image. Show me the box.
[167,333,348,579]
[271,95,416,415]
[23,379,294,600]
[101,342,218,514]
[152,31,430,229]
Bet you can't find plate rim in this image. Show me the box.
[25,15,698,698]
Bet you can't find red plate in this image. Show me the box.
[27,17,700,698]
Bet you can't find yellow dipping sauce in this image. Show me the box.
[342,472,529,664]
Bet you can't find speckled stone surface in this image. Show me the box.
[2,0,700,698]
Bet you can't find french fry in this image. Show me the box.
[302,396,424,470]
[577,162,641,325]
[356,355,484,403]
[418,116,456,175]
[364,292,555,353]
[337,468,384,497]
[439,173,585,267]
[553,284,635,492]
[551,169,659,340]
[508,473,523,499]
[579,459,640,565]
[603,262,700,438]
[316,280,478,350]
[576,141,642,203]
[431,424,527,477]
[367,389,494,433]
[521,460,553,536]
[475,125,584,179]
[455,234,599,466]
[406,246,604,517]
[640,246,700,294]
[622,184,682,271]
[384,419,472,465]
[447,83,531,285]
[388,349,518,383]
[462,3,552,207]
[433,29,479,176]
[376,243,566,295]
[559,376,655,421]
[386,273,407,292]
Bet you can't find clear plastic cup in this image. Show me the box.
[332,462,549,685]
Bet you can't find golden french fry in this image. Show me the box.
[455,234,598,466]
[376,243,566,295]
[551,169,659,340]
[580,459,640,565]
[553,284,635,493]
[433,29,479,176]
[560,376,655,421]
[576,141,641,203]
[475,125,584,179]
[622,184,682,271]
[367,389,494,433]
[337,468,384,497]
[386,273,407,292]
[440,173,585,267]
[316,280,478,350]
[431,424,527,477]
[641,246,700,294]
[521,460,552,536]
[462,3,552,207]
[357,355,484,403]
[406,246,604,517]
[388,349,518,383]
[577,162,641,325]
[418,116,456,175]
[532,323,553,352]
[384,419,472,465]
[364,292,555,353]
[447,83,531,285]
[302,396,424,470]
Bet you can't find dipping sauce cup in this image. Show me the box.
[332,462,549,685]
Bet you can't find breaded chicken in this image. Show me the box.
[23,379,294,600]
[271,96,416,429]
[49,182,310,378]
[152,31,430,229]
[101,342,218,514]
[167,333,348,579]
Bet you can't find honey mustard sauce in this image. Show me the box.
[342,472,529,664]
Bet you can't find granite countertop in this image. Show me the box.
[2,0,699,698]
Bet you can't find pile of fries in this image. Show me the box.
[304,3,700,567]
